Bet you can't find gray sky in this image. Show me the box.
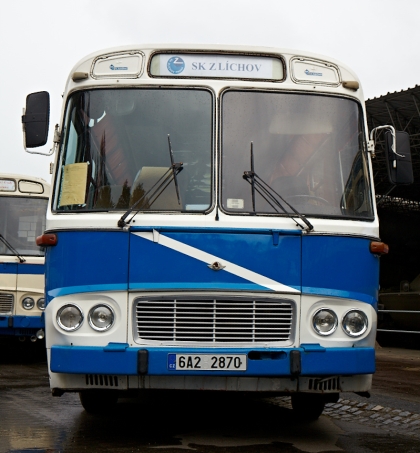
[1,0,419,182]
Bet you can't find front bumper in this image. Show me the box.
[50,343,375,376]
[0,315,44,336]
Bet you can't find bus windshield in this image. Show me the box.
[0,197,48,256]
[221,91,374,219]
[55,88,213,213]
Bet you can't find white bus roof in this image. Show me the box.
[65,44,362,98]
[0,173,50,196]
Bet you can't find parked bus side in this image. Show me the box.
[0,173,50,342]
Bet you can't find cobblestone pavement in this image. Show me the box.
[273,396,420,438]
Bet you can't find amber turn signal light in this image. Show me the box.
[36,233,58,246]
[369,241,389,255]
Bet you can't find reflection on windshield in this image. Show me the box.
[0,197,48,256]
[56,89,213,212]
[221,91,373,219]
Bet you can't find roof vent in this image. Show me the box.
[291,57,340,86]
[92,52,143,79]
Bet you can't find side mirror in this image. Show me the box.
[385,130,413,185]
[22,91,50,148]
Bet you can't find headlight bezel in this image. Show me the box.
[22,297,35,310]
[342,309,369,337]
[56,304,84,332]
[312,307,338,336]
[88,304,115,332]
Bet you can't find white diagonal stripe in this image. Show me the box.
[133,231,300,293]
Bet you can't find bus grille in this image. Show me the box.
[85,375,119,387]
[0,293,14,314]
[134,298,294,343]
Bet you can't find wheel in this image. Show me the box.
[291,393,325,421]
[79,390,118,414]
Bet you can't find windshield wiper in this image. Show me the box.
[118,135,183,228]
[0,234,26,263]
[243,142,314,232]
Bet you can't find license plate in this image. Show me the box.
[167,354,247,371]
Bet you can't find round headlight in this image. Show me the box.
[342,310,368,337]
[88,304,115,332]
[22,297,35,310]
[312,308,338,336]
[37,298,46,310]
[57,304,83,331]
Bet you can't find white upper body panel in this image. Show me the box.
[47,44,376,239]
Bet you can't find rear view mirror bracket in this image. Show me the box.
[24,123,61,157]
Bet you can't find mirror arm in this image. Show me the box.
[370,125,404,159]
[23,120,60,156]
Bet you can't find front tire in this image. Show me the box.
[291,393,325,421]
[79,390,118,414]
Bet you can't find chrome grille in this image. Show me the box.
[0,293,14,314]
[134,298,294,342]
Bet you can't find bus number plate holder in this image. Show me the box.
[167,354,247,371]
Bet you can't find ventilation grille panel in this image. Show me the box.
[135,298,294,343]
[0,293,14,314]
[85,375,119,387]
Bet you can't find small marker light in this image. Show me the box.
[370,241,389,255]
[36,234,57,247]
[36,329,45,340]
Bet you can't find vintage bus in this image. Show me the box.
[0,173,50,341]
[22,45,412,417]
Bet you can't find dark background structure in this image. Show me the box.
[367,87,420,345]
[366,86,420,291]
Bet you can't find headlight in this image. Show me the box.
[88,304,115,332]
[312,308,338,336]
[22,297,35,310]
[57,304,83,331]
[342,310,368,337]
[37,298,46,310]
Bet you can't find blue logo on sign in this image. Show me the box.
[305,69,322,76]
[110,64,128,71]
[167,56,185,74]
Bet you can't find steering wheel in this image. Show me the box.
[286,195,331,206]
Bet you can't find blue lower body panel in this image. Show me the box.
[0,315,44,336]
[50,344,375,376]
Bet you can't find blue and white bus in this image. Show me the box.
[0,173,50,341]
[22,45,412,417]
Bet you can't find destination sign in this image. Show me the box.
[150,53,284,80]
[0,179,16,192]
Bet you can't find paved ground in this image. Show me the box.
[272,346,420,438]
[1,340,420,452]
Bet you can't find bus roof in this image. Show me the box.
[0,173,50,197]
[65,44,362,99]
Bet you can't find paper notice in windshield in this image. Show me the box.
[59,163,88,207]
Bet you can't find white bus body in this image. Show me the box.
[24,44,394,417]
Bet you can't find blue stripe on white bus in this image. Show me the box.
[45,230,378,305]
[0,263,45,275]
